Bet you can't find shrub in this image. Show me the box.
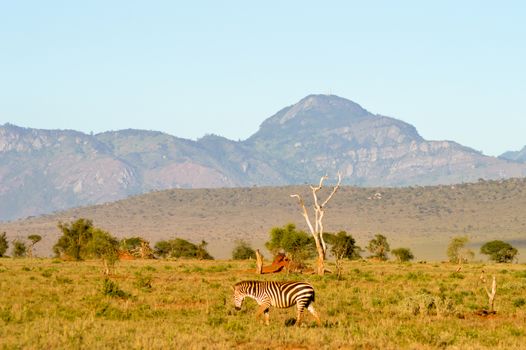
[392,247,415,262]
[101,278,130,299]
[231,240,256,260]
[12,240,27,258]
[134,271,153,292]
[0,232,9,257]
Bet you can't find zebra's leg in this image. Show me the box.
[295,303,305,326]
[255,305,270,325]
[264,309,270,326]
[307,304,322,326]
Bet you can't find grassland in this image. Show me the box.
[2,178,526,262]
[1,257,525,349]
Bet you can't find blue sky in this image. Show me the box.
[1,1,525,156]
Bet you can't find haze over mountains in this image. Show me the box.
[1,94,526,221]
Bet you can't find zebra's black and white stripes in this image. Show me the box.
[233,280,321,326]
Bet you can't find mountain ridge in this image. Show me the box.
[2,94,526,221]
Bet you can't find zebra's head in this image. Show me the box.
[232,283,246,310]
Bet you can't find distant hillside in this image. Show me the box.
[500,145,526,163]
[1,178,525,262]
[2,94,526,220]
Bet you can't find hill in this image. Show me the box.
[2,178,525,262]
[500,145,526,163]
[2,94,526,221]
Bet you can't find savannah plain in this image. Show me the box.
[1,178,526,349]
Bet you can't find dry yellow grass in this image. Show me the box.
[1,257,525,349]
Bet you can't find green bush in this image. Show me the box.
[392,247,415,262]
[154,238,213,259]
[0,232,9,257]
[12,240,27,258]
[231,240,256,260]
[101,278,130,299]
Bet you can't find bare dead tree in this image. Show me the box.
[291,173,342,276]
[485,275,497,312]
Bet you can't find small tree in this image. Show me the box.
[265,223,316,265]
[391,247,414,262]
[0,232,8,257]
[12,240,27,258]
[325,231,361,260]
[196,240,212,260]
[154,240,173,258]
[325,231,361,278]
[447,236,474,264]
[232,240,256,260]
[53,218,94,260]
[367,234,390,260]
[86,229,119,275]
[27,234,42,258]
[480,240,518,263]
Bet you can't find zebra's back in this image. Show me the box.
[262,281,315,308]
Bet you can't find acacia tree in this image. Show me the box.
[290,173,342,276]
[480,240,518,263]
[53,218,94,260]
[265,223,315,265]
[447,236,474,264]
[27,234,42,258]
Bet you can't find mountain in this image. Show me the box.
[2,94,526,221]
[244,95,526,186]
[500,145,526,163]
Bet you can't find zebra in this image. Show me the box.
[232,280,322,326]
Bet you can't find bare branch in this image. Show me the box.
[321,172,342,208]
[290,194,315,235]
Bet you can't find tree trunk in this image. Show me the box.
[486,275,497,312]
[255,249,263,274]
